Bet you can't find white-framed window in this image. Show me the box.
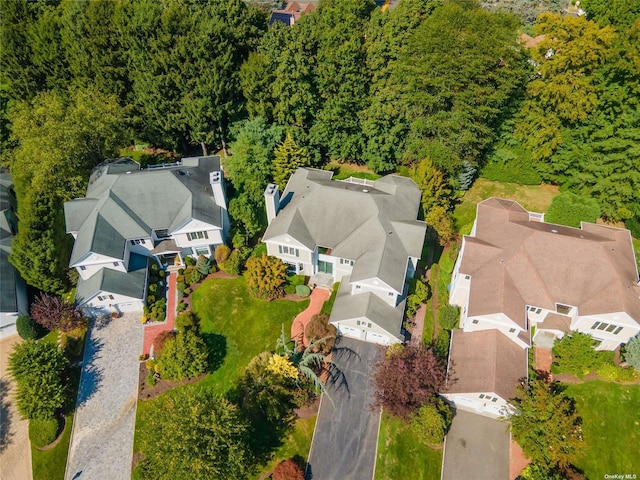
[97,294,115,301]
[387,291,394,297]
[187,231,209,241]
[472,319,479,324]
[509,328,516,333]
[113,262,120,267]
[464,275,470,280]
[357,320,361,326]
[591,321,622,335]
[130,239,146,246]
[339,258,354,266]
[193,246,210,256]
[278,245,299,257]
[80,266,87,271]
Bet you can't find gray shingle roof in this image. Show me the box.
[329,276,406,340]
[66,156,224,266]
[75,254,147,304]
[264,168,426,292]
[1,169,25,314]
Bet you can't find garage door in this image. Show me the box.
[339,325,362,339]
[118,302,143,312]
[455,396,480,411]
[366,331,390,345]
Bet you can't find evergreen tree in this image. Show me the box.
[272,132,311,188]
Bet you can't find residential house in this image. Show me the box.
[0,169,28,338]
[65,156,229,315]
[444,198,640,417]
[269,1,316,26]
[263,168,426,345]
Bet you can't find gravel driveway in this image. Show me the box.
[65,314,143,480]
[306,337,382,480]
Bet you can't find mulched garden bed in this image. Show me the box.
[137,363,206,401]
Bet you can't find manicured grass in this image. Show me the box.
[31,413,74,480]
[375,413,442,480]
[134,275,309,463]
[320,282,339,316]
[632,237,639,270]
[453,178,559,233]
[325,160,381,181]
[422,298,435,345]
[256,415,317,478]
[565,381,640,479]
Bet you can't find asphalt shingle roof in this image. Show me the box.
[75,254,147,304]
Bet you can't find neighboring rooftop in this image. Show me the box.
[264,168,425,292]
[269,1,316,26]
[459,198,640,324]
[1,169,26,316]
[446,329,528,400]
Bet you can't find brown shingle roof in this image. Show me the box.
[460,198,640,326]
[446,329,527,400]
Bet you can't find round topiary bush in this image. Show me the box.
[16,314,45,340]
[284,285,296,295]
[29,417,60,448]
[295,285,311,297]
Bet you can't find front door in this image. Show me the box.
[317,260,333,275]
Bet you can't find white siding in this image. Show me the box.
[80,291,144,315]
[75,253,128,280]
[351,278,398,306]
[572,312,640,351]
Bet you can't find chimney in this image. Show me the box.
[265,183,280,225]
[209,171,227,210]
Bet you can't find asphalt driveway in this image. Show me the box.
[442,409,510,480]
[65,313,143,480]
[306,337,382,480]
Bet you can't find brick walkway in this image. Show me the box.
[534,346,553,379]
[142,272,177,356]
[409,303,426,346]
[290,288,331,346]
[509,437,530,480]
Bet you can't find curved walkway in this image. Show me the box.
[290,288,331,346]
[65,313,143,480]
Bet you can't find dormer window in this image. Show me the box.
[155,229,170,239]
[130,239,146,245]
[339,258,354,266]
[187,231,209,241]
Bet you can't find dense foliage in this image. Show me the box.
[138,389,253,480]
[623,334,640,371]
[305,314,337,354]
[156,330,209,380]
[373,344,447,419]
[16,314,46,340]
[273,459,305,480]
[245,254,287,300]
[545,192,601,228]
[510,378,582,470]
[552,332,612,378]
[30,293,85,333]
[410,398,452,445]
[8,340,69,420]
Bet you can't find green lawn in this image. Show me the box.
[375,414,442,480]
[453,178,559,233]
[31,413,74,480]
[565,381,640,478]
[255,415,317,479]
[133,275,310,473]
[632,237,639,270]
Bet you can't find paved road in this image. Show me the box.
[442,409,510,480]
[306,337,382,480]
[0,335,33,480]
[65,314,143,480]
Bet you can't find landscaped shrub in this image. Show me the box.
[596,363,638,382]
[406,279,429,319]
[17,314,45,340]
[273,459,304,480]
[156,330,208,380]
[208,264,217,274]
[286,274,306,287]
[196,255,211,275]
[183,288,192,296]
[150,263,159,273]
[552,332,613,378]
[284,285,296,295]
[410,399,452,446]
[178,268,185,275]
[158,270,166,278]
[176,282,187,292]
[148,283,158,294]
[623,334,640,371]
[438,305,460,330]
[185,268,203,285]
[215,244,231,265]
[177,300,187,312]
[295,285,311,297]
[184,256,196,267]
[153,331,176,358]
[29,417,59,447]
[221,249,242,275]
[147,295,155,304]
[30,293,85,333]
[245,254,287,300]
[175,311,197,333]
[305,314,336,354]
[434,329,450,359]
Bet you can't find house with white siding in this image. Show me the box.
[445,198,640,417]
[64,156,229,315]
[263,168,426,345]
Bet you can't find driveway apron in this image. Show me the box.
[65,313,143,480]
[306,337,382,480]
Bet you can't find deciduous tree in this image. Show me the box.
[30,293,85,333]
[373,344,446,419]
[156,330,208,380]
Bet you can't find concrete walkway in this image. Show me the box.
[65,313,143,480]
[291,288,331,346]
[0,335,33,480]
[142,272,177,356]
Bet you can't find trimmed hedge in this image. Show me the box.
[17,314,45,340]
[295,285,311,297]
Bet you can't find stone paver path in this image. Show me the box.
[65,313,143,480]
[142,272,177,356]
[290,288,331,346]
[0,335,33,480]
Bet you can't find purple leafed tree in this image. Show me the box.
[373,344,447,419]
[30,293,85,333]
